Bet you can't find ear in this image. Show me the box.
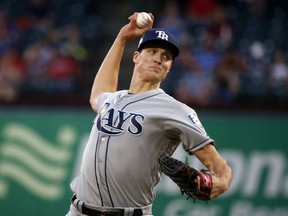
[167,62,173,72]
[133,51,140,63]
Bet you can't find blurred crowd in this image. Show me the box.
[0,0,101,103]
[0,0,288,109]
[158,0,288,107]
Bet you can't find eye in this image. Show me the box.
[163,53,172,61]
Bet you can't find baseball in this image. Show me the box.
[136,12,152,28]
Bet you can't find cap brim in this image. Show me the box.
[137,39,179,59]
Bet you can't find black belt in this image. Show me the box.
[71,194,143,216]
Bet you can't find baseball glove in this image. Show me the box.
[158,155,212,202]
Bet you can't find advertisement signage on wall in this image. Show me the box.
[0,109,287,216]
[0,109,93,215]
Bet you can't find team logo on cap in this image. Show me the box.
[155,30,169,41]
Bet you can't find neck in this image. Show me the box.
[129,68,163,93]
[129,79,161,94]
[129,84,160,94]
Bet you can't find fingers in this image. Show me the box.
[130,12,154,29]
[119,12,154,41]
[148,13,155,23]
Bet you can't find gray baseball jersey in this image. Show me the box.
[70,88,214,208]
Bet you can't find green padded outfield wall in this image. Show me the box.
[0,108,287,216]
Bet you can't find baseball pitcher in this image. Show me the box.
[65,12,232,216]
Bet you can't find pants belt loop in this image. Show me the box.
[71,194,84,214]
[124,207,134,216]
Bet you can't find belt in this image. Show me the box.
[71,194,143,216]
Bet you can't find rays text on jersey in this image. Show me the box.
[96,108,144,136]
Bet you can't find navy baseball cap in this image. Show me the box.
[137,28,180,59]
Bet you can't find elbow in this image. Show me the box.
[210,166,233,198]
[217,180,230,196]
[226,166,233,188]
[89,97,98,112]
[89,96,94,106]
[221,180,230,194]
[221,166,233,194]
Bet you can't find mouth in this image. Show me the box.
[148,66,161,72]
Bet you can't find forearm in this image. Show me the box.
[209,155,232,198]
[194,144,233,198]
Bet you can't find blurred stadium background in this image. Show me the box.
[0,0,288,216]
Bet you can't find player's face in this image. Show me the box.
[133,45,173,83]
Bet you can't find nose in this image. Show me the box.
[153,54,162,65]
[154,59,161,65]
